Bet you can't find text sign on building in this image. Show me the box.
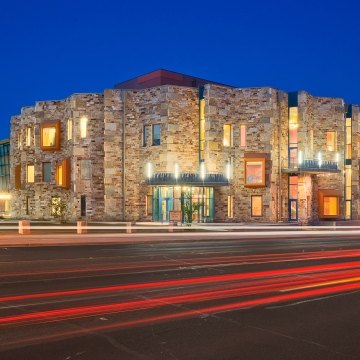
[169,211,182,222]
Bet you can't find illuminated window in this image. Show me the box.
[42,162,51,183]
[67,118,73,141]
[26,127,32,146]
[345,166,352,219]
[80,117,88,139]
[289,107,298,125]
[251,196,262,217]
[289,175,298,199]
[152,124,161,146]
[223,124,232,147]
[146,195,153,216]
[323,196,338,216]
[326,131,336,151]
[143,126,148,147]
[40,122,60,150]
[15,165,21,189]
[346,118,352,160]
[245,158,265,187]
[80,160,91,180]
[27,164,34,183]
[227,195,233,218]
[56,158,70,189]
[199,99,205,160]
[240,125,246,147]
[18,133,22,150]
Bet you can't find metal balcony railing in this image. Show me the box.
[285,159,340,172]
[146,172,229,186]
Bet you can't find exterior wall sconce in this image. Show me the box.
[298,150,303,166]
[146,162,153,179]
[318,152,322,167]
[174,163,179,180]
[200,161,206,180]
[226,162,231,180]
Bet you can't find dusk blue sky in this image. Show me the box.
[1,0,359,140]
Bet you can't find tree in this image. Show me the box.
[181,192,202,224]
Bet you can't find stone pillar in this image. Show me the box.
[19,220,31,235]
[77,221,87,234]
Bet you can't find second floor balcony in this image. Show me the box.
[283,159,340,173]
[146,172,229,186]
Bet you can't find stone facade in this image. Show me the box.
[9,70,360,223]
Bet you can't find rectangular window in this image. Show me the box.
[227,195,233,218]
[289,175,298,199]
[143,126,148,147]
[27,165,35,183]
[199,99,205,160]
[251,196,263,217]
[40,122,60,150]
[26,127,32,146]
[42,162,51,183]
[26,196,30,215]
[15,165,21,189]
[323,196,338,216]
[245,158,265,187]
[18,133,22,150]
[152,124,161,146]
[67,118,73,141]
[56,158,71,188]
[80,160,91,180]
[223,124,232,147]
[146,195,153,216]
[81,195,86,217]
[240,125,246,147]
[326,131,336,151]
[80,116,88,138]
[346,118,352,160]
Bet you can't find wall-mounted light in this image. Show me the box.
[298,150,303,166]
[146,162,153,179]
[318,152,322,167]
[200,161,206,180]
[335,152,340,163]
[0,193,11,200]
[174,163,179,180]
[226,162,231,180]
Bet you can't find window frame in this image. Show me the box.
[227,195,233,218]
[326,131,337,152]
[42,162,51,183]
[80,116,88,139]
[80,159,91,180]
[40,121,61,151]
[56,158,71,189]
[240,124,246,147]
[251,195,263,217]
[152,124,161,146]
[318,190,340,219]
[26,164,35,183]
[244,158,266,187]
[223,124,233,147]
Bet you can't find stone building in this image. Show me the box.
[9,69,360,223]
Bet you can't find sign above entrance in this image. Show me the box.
[169,210,182,222]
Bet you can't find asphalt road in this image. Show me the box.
[1,235,360,359]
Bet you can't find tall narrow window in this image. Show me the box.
[345,166,352,219]
[152,124,161,146]
[240,125,246,147]
[67,118,73,141]
[251,196,263,217]
[288,107,298,168]
[26,196,30,215]
[346,118,352,160]
[42,162,51,183]
[56,158,71,188]
[323,196,338,216]
[143,126,148,147]
[15,165,21,189]
[27,164,34,183]
[81,195,86,217]
[227,195,233,218]
[18,133,22,150]
[199,99,205,160]
[26,127,31,146]
[80,160,91,180]
[223,124,232,147]
[146,194,153,216]
[56,164,63,186]
[326,131,336,151]
[80,116,88,138]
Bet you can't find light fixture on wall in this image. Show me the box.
[298,150,303,166]
[174,163,179,180]
[226,162,231,180]
[200,161,206,180]
[318,152,322,167]
[146,162,153,179]
[335,152,340,163]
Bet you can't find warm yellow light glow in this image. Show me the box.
[80,116,88,138]
[174,163,179,179]
[57,165,63,186]
[298,150,303,165]
[323,196,338,216]
[289,107,298,124]
[67,118,73,141]
[289,123,298,129]
[146,162,153,179]
[0,193,11,200]
[251,195,262,217]
[26,127,31,146]
[240,125,246,147]
[200,161,206,180]
[227,195,233,218]
[223,124,232,147]
[335,153,340,162]
[318,152,322,167]
[42,127,56,147]
[27,165,34,183]
[226,162,231,180]
[326,131,336,151]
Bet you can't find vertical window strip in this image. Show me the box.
[227,195,233,218]
[240,125,246,147]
